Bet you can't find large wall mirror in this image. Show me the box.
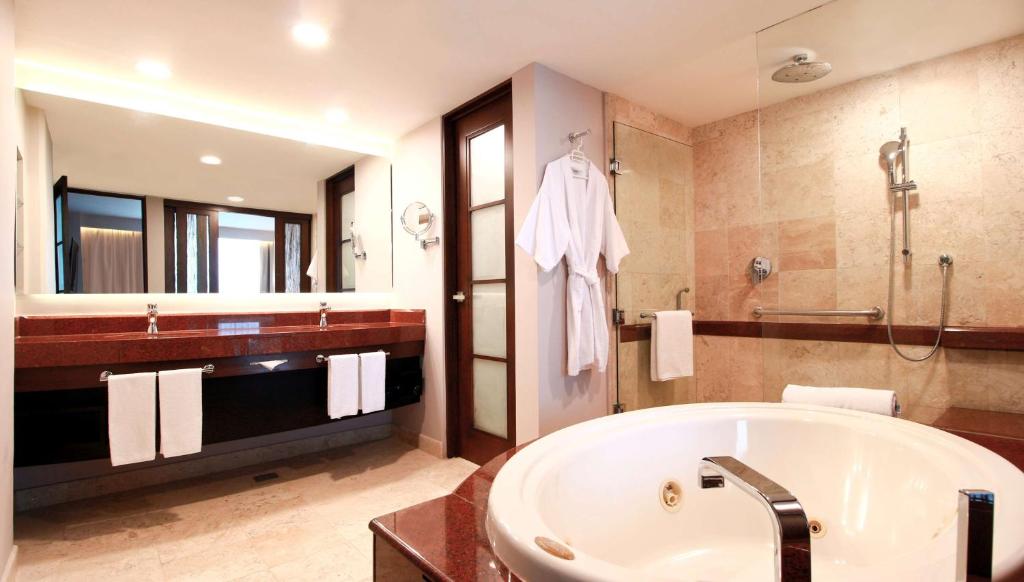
[17,90,393,295]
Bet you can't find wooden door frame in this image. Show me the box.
[324,166,355,292]
[442,80,515,460]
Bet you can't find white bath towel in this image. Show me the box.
[782,385,899,417]
[359,351,387,413]
[328,354,359,419]
[107,372,157,466]
[650,310,694,381]
[158,368,204,458]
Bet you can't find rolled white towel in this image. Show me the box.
[782,385,900,417]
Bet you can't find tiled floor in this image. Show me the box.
[13,437,479,581]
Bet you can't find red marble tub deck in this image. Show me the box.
[369,408,1024,581]
[15,309,426,368]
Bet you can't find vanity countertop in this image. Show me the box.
[15,309,425,369]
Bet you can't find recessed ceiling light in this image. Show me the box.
[291,22,329,48]
[135,59,171,80]
[227,196,245,203]
[325,108,349,124]
[199,155,222,165]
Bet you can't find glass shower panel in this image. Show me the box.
[612,122,696,412]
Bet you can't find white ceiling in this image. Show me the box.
[14,0,1023,145]
[26,91,360,214]
[14,0,828,139]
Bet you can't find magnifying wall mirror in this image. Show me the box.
[400,202,439,249]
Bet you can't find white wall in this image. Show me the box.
[353,155,393,293]
[2,0,19,576]
[14,90,53,295]
[389,118,446,456]
[512,64,609,439]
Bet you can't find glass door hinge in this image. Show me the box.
[613,402,626,414]
[609,159,623,175]
[611,308,625,325]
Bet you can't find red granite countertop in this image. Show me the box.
[15,309,425,368]
[369,408,1024,581]
[370,445,525,582]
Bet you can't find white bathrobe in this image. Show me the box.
[516,155,629,376]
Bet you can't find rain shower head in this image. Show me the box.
[771,54,832,83]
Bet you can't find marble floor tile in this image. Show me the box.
[15,436,478,581]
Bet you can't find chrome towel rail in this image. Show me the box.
[99,364,215,382]
[752,306,885,320]
[315,351,391,364]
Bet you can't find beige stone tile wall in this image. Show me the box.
[687,34,1024,416]
[694,34,1024,328]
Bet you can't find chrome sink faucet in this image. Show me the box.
[147,303,158,335]
[319,302,330,329]
[699,456,811,581]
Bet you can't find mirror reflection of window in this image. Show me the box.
[218,212,275,294]
[53,183,146,294]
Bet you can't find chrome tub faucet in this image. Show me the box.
[699,456,811,581]
[147,303,158,335]
[319,302,330,329]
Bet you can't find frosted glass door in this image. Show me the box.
[468,124,509,439]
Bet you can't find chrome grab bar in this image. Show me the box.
[699,456,811,582]
[315,351,391,364]
[753,306,885,320]
[957,489,994,581]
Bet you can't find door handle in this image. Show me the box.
[452,291,466,303]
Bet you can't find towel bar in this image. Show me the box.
[315,351,391,364]
[99,364,215,382]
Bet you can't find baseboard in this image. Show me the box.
[15,423,391,511]
[393,424,444,458]
[1,545,18,582]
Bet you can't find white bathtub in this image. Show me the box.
[486,403,1024,581]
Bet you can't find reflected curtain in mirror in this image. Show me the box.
[80,227,145,293]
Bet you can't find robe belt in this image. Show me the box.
[568,266,600,287]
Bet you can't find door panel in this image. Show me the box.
[445,84,514,465]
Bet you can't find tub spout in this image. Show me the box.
[699,456,811,582]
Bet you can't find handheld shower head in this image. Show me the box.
[879,141,902,186]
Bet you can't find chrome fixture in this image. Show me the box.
[639,312,657,320]
[750,257,772,284]
[771,53,832,83]
[880,128,917,263]
[957,489,995,581]
[315,351,390,365]
[452,291,466,303]
[752,306,884,320]
[699,456,811,581]
[350,222,367,260]
[319,302,330,329]
[400,201,440,249]
[100,364,214,382]
[676,287,690,309]
[146,303,158,335]
[880,128,952,362]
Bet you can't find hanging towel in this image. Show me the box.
[650,310,694,381]
[107,372,157,466]
[359,352,387,413]
[782,385,900,417]
[158,368,204,458]
[306,250,319,288]
[328,354,359,418]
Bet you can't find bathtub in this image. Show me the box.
[485,403,1024,581]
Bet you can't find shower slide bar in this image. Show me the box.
[752,306,885,320]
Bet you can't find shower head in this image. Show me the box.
[771,54,832,83]
[879,141,902,186]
